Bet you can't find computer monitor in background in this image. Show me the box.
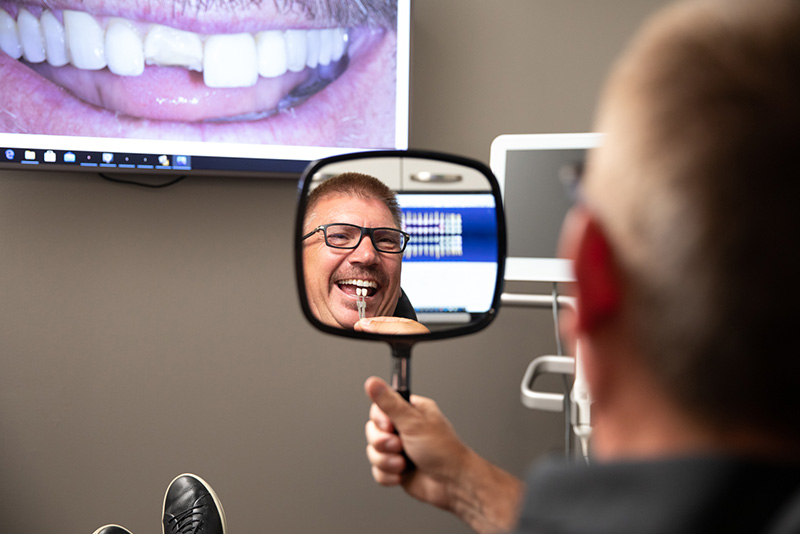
[397,191,499,325]
[490,133,603,283]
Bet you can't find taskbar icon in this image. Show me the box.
[0,147,192,171]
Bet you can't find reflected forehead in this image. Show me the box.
[307,194,397,228]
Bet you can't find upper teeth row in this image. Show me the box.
[0,8,349,88]
[340,279,378,288]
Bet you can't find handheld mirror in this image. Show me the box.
[295,149,507,401]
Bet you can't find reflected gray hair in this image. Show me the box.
[306,172,402,229]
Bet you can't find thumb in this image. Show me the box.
[365,376,416,431]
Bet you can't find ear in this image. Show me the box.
[559,207,622,334]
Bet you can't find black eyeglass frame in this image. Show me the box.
[302,223,411,254]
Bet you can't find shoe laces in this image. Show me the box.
[166,500,208,534]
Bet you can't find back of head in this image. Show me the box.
[587,0,800,443]
[306,172,402,229]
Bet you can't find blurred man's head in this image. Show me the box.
[564,0,800,453]
[303,172,405,329]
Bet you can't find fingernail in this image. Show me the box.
[372,380,389,400]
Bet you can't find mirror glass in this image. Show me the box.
[295,150,507,341]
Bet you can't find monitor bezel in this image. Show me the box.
[0,0,411,179]
[489,132,604,283]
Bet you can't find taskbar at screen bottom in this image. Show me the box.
[0,146,308,177]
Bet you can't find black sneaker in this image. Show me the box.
[162,473,227,534]
[92,526,134,534]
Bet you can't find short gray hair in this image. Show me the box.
[306,172,402,229]
[588,0,800,441]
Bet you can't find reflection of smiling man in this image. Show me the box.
[303,172,421,331]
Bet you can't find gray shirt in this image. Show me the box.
[516,455,800,534]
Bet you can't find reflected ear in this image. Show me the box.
[562,208,622,333]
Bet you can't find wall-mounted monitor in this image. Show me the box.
[490,132,603,283]
[0,0,410,178]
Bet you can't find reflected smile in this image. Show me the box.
[337,278,378,297]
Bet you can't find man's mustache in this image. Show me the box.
[171,0,398,27]
[280,0,398,27]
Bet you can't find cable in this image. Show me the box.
[552,283,573,461]
[98,172,187,188]
[552,283,564,356]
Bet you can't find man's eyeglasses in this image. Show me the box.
[302,223,411,254]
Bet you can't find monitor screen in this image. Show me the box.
[0,0,410,177]
[397,192,499,325]
[490,133,603,282]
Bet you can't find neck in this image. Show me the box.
[589,346,798,461]
[589,358,713,460]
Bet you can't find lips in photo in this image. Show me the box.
[0,0,401,148]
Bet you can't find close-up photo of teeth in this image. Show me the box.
[0,0,402,153]
[0,8,349,88]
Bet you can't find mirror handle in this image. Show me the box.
[390,343,416,471]
[390,346,411,401]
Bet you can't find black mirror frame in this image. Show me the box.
[294,149,507,344]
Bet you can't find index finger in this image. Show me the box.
[355,317,430,335]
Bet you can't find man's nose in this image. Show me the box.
[348,234,379,264]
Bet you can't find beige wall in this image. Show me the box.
[0,2,670,533]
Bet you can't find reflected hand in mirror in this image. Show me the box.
[355,316,431,335]
[295,149,506,341]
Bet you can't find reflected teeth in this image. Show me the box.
[0,7,349,88]
[340,279,379,290]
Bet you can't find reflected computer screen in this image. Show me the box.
[398,192,498,324]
